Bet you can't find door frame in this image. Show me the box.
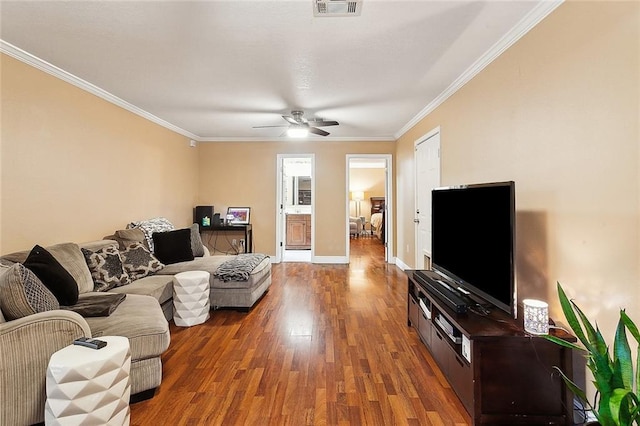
[275,153,315,263]
[414,126,441,269]
[345,154,393,263]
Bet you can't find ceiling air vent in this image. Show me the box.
[314,0,362,17]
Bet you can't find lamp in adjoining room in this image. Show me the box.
[523,299,549,335]
[351,191,364,216]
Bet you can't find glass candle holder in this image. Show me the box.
[523,299,549,335]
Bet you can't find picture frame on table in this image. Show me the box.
[226,207,251,225]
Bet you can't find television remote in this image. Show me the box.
[73,337,107,350]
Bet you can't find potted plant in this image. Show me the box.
[545,282,640,426]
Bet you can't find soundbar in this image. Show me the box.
[414,270,468,314]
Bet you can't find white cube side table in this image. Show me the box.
[45,335,131,426]
[173,270,210,327]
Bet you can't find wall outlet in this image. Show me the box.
[239,239,245,249]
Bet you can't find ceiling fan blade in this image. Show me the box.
[282,116,298,125]
[308,127,330,137]
[307,120,339,127]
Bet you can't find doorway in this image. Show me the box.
[414,127,441,269]
[346,154,393,263]
[276,155,314,263]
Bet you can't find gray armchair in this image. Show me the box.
[349,216,362,238]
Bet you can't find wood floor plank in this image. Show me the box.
[130,238,471,425]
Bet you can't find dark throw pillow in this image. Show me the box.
[81,246,131,291]
[23,245,79,306]
[152,229,194,265]
[120,242,164,280]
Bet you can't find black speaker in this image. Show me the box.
[194,206,214,227]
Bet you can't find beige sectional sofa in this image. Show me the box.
[0,235,271,426]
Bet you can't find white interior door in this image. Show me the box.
[415,129,440,269]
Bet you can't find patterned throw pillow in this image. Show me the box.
[0,263,60,320]
[120,242,164,280]
[127,217,175,252]
[81,246,131,291]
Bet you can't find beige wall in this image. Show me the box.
[1,54,199,252]
[349,168,385,222]
[397,0,639,359]
[197,141,394,257]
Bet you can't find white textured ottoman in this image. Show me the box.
[173,270,210,326]
[45,336,131,426]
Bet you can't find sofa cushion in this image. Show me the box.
[152,229,194,265]
[1,242,94,294]
[120,242,164,280]
[23,245,79,306]
[107,274,174,305]
[114,228,147,250]
[189,224,205,257]
[0,263,59,320]
[84,293,170,361]
[81,245,131,291]
[156,254,231,276]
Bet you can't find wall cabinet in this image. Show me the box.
[286,214,311,250]
[407,270,575,425]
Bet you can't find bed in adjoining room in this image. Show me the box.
[370,196,385,242]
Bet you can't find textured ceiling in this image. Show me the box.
[0,1,559,141]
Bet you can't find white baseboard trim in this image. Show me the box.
[394,257,411,271]
[313,256,349,264]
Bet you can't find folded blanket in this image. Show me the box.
[62,293,126,317]
[214,254,268,282]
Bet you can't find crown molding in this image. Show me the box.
[394,0,564,140]
[0,39,201,141]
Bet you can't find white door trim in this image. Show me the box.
[346,154,394,263]
[275,153,315,263]
[414,126,441,269]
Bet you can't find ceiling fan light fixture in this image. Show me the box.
[287,127,309,138]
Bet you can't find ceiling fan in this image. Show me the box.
[253,110,339,137]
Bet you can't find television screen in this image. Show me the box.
[431,181,515,316]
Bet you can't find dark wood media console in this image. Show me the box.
[407,270,575,425]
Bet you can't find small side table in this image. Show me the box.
[45,335,131,425]
[173,270,210,327]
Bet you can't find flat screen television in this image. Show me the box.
[431,181,516,317]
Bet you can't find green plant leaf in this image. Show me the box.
[614,317,633,390]
[620,310,640,404]
[620,310,640,345]
[544,334,586,352]
[610,388,635,426]
[598,391,615,426]
[556,282,590,347]
[574,300,607,356]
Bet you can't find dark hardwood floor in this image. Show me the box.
[130,238,471,425]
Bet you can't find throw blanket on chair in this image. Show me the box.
[214,254,267,282]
